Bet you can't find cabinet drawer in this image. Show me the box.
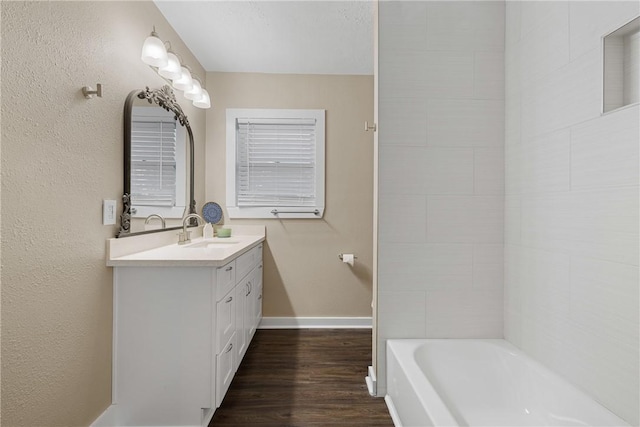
[215,333,236,408]
[235,246,258,281]
[216,260,236,301]
[216,289,236,352]
[253,244,263,262]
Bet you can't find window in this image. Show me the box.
[226,109,325,219]
[130,106,186,218]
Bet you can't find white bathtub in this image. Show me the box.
[385,339,629,427]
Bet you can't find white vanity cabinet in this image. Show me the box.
[110,241,263,427]
[232,244,263,373]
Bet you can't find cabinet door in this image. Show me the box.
[216,288,236,352]
[255,264,263,327]
[234,279,247,370]
[248,263,263,340]
[216,333,236,407]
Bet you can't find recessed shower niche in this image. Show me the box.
[603,16,640,113]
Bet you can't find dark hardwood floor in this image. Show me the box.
[209,329,393,427]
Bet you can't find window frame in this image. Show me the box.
[226,108,326,219]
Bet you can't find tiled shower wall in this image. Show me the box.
[504,2,639,424]
[376,1,505,394]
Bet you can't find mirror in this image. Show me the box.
[118,85,196,237]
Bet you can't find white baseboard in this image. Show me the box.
[258,316,372,329]
[90,405,118,427]
[366,365,377,396]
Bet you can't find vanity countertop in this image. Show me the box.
[106,225,265,267]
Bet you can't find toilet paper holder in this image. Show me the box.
[338,254,357,261]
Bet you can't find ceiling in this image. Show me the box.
[154,1,374,75]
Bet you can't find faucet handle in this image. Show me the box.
[177,230,191,245]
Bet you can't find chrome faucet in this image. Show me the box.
[178,213,204,245]
[144,214,166,229]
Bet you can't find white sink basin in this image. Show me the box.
[183,240,240,249]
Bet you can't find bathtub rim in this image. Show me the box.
[387,339,460,427]
[385,338,631,427]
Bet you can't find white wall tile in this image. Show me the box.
[519,248,572,321]
[504,244,524,315]
[425,1,504,52]
[426,99,504,147]
[505,1,522,49]
[427,196,504,243]
[378,291,427,338]
[519,2,570,86]
[570,256,639,347]
[378,243,473,291]
[377,0,505,394]
[505,3,639,423]
[520,50,601,140]
[378,97,428,147]
[474,147,505,195]
[505,195,521,245]
[571,105,640,190]
[379,1,428,52]
[520,130,571,194]
[378,195,427,243]
[378,146,474,195]
[473,244,504,290]
[379,51,475,99]
[520,1,569,41]
[475,52,505,99]
[569,187,639,266]
[558,322,640,425]
[569,1,640,61]
[520,192,572,253]
[505,143,523,195]
[425,289,503,338]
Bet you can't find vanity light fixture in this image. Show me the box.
[172,66,193,92]
[158,50,182,81]
[184,78,203,101]
[141,26,211,109]
[141,27,168,68]
[193,90,211,109]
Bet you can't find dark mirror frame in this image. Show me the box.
[118,85,196,238]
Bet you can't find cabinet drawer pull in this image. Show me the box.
[225,296,233,303]
[225,343,233,353]
[259,264,263,269]
[225,266,233,272]
[247,282,252,296]
[258,294,262,300]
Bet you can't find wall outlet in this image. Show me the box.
[103,200,116,225]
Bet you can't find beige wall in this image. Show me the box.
[1,2,206,426]
[206,72,374,318]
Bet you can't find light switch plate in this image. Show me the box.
[103,200,116,225]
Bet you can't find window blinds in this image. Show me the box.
[130,118,178,207]
[236,118,317,207]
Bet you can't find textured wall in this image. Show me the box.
[1,2,206,426]
[376,1,505,395]
[504,1,639,424]
[205,72,374,319]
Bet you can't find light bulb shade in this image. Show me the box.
[141,34,168,68]
[172,67,193,91]
[158,52,182,80]
[184,80,203,100]
[193,89,211,109]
